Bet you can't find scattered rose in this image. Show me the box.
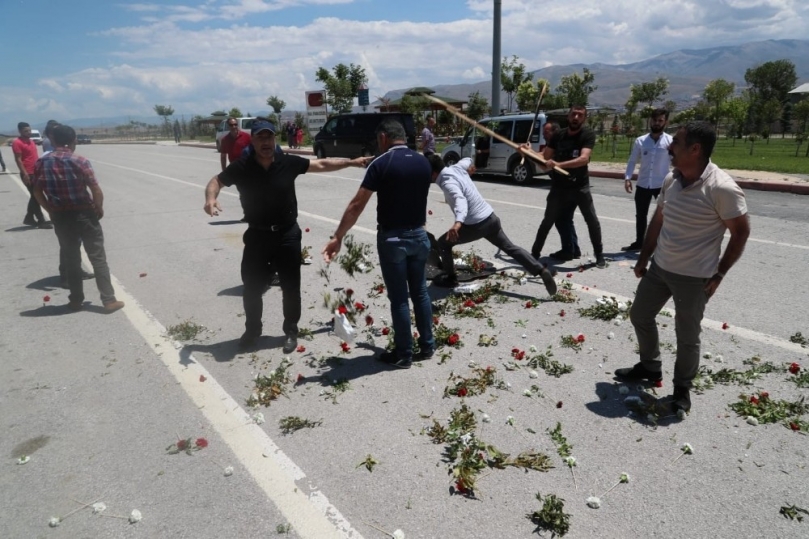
[129,509,142,524]
[682,443,694,454]
[586,496,601,509]
[620,473,629,483]
[746,416,759,426]
[43,295,50,303]
[392,529,405,539]
[428,210,433,215]
[199,374,207,382]
[224,466,234,477]
[790,422,800,431]
[253,412,265,425]
[176,439,188,451]
[559,310,566,317]
[654,380,663,388]
[457,387,468,397]
[790,362,801,375]
[749,395,760,405]
[354,301,366,312]
[296,373,304,384]
[382,327,390,336]
[338,305,348,315]
[566,273,573,278]
[195,437,208,449]
[340,342,350,352]
[296,345,306,352]
[345,288,354,297]
[91,502,107,514]
[481,413,491,423]
[305,228,310,232]
[556,401,563,408]
[448,333,460,346]
[49,517,61,527]
[722,322,729,330]
[576,334,585,343]
[529,370,539,379]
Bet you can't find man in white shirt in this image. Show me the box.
[426,154,556,296]
[622,108,672,251]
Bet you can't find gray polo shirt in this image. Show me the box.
[654,161,747,278]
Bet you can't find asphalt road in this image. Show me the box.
[1,144,807,539]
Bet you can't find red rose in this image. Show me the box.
[525,301,533,308]
[749,395,759,405]
[578,266,584,273]
[413,332,419,339]
[340,342,350,352]
[354,301,366,312]
[566,273,573,278]
[176,439,188,451]
[139,272,147,278]
[576,334,585,343]
[382,327,390,336]
[455,479,467,493]
[516,351,525,360]
[345,288,354,297]
[464,299,476,308]
[195,437,208,448]
[433,316,440,325]
[296,373,304,383]
[486,366,493,372]
[338,305,348,315]
[759,391,769,399]
[556,401,563,408]
[296,345,306,352]
[448,333,460,346]
[722,322,729,330]
[790,422,801,431]
[199,375,207,382]
[559,310,566,317]
[376,285,385,293]
[789,362,801,375]
[428,210,433,215]
[457,387,468,397]
[305,228,310,232]
[43,295,50,302]
[654,380,663,388]
[511,347,520,354]
[365,315,373,326]
[584,287,589,291]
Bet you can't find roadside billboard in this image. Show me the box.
[306,90,328,137]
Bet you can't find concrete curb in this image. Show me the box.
[589,169,809,196]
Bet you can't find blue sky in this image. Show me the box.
[1,0,807,131]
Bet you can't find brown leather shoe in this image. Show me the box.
[103,300,125,313]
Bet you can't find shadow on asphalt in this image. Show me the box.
[208,220,244,226]
[180,334,288,364]
[5,225,34,233]
[19,302,108,317]
[26,275,64,291]
[586,381,683,428]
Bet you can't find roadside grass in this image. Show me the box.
[591,135,809,175]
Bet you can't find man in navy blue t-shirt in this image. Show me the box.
[323,119,435,369]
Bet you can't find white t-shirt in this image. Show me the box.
[436,158,493,225]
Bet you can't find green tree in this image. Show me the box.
[228,107,243,118]
[266,96,286,114]
[630,77,669,108]
[702,79,735,128]
[794,99,809,133]
[759,98,782,142]
[556,68,597,108]
[725,96,750,144]
[466,91,489,121]
[315,63,368,113]
[515,80,539,112]
[500,55,533,112]
[154,105,174,137]
[780,102,793,138]
[294,111,306,129]
[671,108,696,126]
[744,59,798,105]
[663,100,677,113]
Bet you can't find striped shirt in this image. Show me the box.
[33,148,98,211]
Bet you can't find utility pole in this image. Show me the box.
[491,0,502,117]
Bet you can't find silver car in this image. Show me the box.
[440,113,548,183]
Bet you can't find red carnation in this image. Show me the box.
[296,373,304,384]
[195,437,208,449]
[578,266,584,273]
[340,342,350,352]
[43,295,50,303]
[525,301,533,308]
[305,228,310,232]
[576,333,585,343]
[455,479,467,493]
[759,391,769,399]
[790,422,801,431]
[457,387,468,397]
[566,273,573,278]
[199,375,207,382]
[338,305,348,315]
[428,210,433,215]
[722,322,729,330]
[354,301,366,312]
[556,401,563,408]
[464,299,476,308]
[433,316,440,325]
[176,439,188,451]
[448,333,460,346]
[296,345,306,352]
[511,347,520,354]
[559,310,566,317]
[382,327,390,336]
[474,296,484,304]
[376,284,385,294]
[789,362,801,375]
[345,288,354,297]
[749,395,759,405]
[365,315,373,326]
[654,380,663,388]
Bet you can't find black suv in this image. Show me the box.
[313,113,415,158]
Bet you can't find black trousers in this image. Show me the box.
[634,186,661,245]
[25,183,46,222]
[532,186,603,257]
[241,224,301,337]
[438,213,544,276]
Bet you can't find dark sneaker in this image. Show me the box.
[671,386,692,414]
[238,330,260,351]
[378,351,412,369]
[573,250,582,258]
[549,250,575,261]
[82,270,95,280]
[23,216,37,226]
[103,300,125,313]
[538,266,557,296]
[615,362,663,383]
[37,221,54,229]
[621,242,641,252]
[282,335,297,354]
[417,348,435,360]
[67,301,83,311]
[596,254,607,269]
[433,273,459,288]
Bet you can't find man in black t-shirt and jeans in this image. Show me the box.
[525,105,605,269]
[204,120,369,352]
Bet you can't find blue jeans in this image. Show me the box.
[377,227,434,359]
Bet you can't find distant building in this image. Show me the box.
[788,82,809,103]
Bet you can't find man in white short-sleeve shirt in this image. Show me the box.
[615,121,750,415]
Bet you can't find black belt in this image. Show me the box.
[250,222,295,232]
[377,224,424,233]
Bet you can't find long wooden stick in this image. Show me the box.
[421,93,569,176]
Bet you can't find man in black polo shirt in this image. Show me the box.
[204,120,369,352]
[525,105,605,268]
[323,119,434,369]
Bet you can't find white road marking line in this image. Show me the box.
[9,172,363,539]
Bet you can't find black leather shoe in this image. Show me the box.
[37,221,54,229]
[23,216,37,226]
[621,242,642,252]
[596,254,607,269]
[538,266,557,296]
[672,386,692,413]
[378,351,412,369]
[549,250,575,261]
[615,362,663,383]
[82,270,95,280]
[282,335,297,354]
[432,273,459,288]
[238,331,260,351]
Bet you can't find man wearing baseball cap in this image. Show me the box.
[204,119,371,353]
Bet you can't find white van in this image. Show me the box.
[30,129,43,145]
[440,113,547,183]
[215,117,255,151]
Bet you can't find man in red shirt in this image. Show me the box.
[219,118,251,171]
[13,122,52,229]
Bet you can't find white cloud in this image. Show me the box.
[462,67,486,80]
